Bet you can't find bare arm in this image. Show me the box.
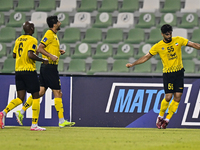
[28,51,48,64]
[13,53,16,58]
[37,43,58,61]
[60,49,65,55]
[126,53,153,68]
[187,41,200,50]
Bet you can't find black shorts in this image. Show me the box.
[163,68,185,93]
[15,71,40,93]
[39,64,61,90]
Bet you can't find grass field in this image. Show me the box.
[0,127,200,150]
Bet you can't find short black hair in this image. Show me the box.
[46,16,58,28]
[161,24,173,34]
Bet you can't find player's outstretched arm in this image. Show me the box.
[187,41,200,50]
[28,51,48,64]
[126,53,153,68]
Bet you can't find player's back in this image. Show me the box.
[13,34,38,71]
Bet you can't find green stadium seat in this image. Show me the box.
[59,43,70,59]
[15,0,34,12]
[181,46,197,59]
[135,13,155,28]
[183,60,195,73]
[92,13,112,28]
[0,43,7,58]
[178,13,198,28]
[87,59,107,75]
[113,43,134,59]
[146,28,163,44]
[191,29,200,43]
[0,27,16,43]
[54,12,69,27]
[124,28,144,44]
[71,43,91,59]
[98,0,118,12]
[82,28,102,43]
[0,0,13,11]
[6,12,26,27]
[119,0,139,12]
[103,28,123,43]
[60,28,80,43]
[77,0,97,12]
[1,58,15,73]
[161,0,181,13]
[132,61,152,73]
[36,0,56,12]
[110,59,129,73]
[135,44,152,59]
[92,43,112,59]
[21,28,38,40]
[153,61,163,73]
[67,59,86,72]
[157,13,177,28]
[0,12,5,26]
[58,59,64,72]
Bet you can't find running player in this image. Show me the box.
[15,16,75,128]
[0,21,48,130]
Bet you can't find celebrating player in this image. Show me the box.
[126,24,200,129]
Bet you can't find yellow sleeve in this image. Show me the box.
[40,30,53,47]
[178,36,189,46]
[28,39,38,53]
[149,44,158,56]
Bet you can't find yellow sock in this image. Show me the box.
[4,98,22,114]
[32,98,40,125]
[54,98,64,119]
[159,98,169,117]
[22,95,33,111]
[166,100,179,120]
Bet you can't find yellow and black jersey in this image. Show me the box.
[13,35,38,71]
[40,29,60,65]
[149,36,189,73]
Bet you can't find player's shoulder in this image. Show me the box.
[172,36,187,41]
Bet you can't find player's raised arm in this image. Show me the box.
[126,52,153,68]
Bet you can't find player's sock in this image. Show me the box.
[159,98,169,117]
[4,98,22,114]
[59,118,65,124]
[54,98,64,119]
[22,96,33,114]
[32,98,40,125]
[166,100,179,120]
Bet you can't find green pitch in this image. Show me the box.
[0,127,200,150]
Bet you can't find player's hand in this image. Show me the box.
[43,58,49,65]
[126,63,133,68]
[60,49,65,55]
[50,55,58,61]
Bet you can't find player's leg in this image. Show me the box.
[161,69,184,129]
[0,90,25,129]
[30,92,46,131]
[156,93,172,129]
[19,86,46,116]
[53,89,75,127]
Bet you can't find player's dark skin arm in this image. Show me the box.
[28,51,48,64]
